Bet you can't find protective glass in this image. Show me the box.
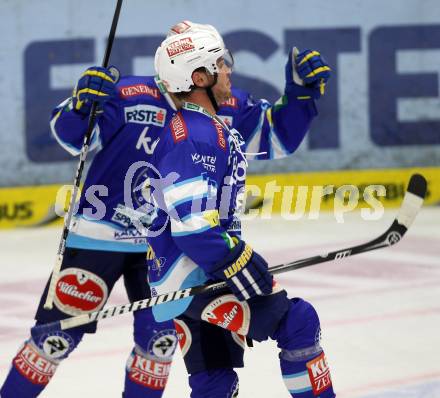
[217,49,234,72]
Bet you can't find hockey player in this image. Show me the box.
[0,21,330,397]
[147,28,334,397]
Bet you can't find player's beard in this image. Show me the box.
[213,77,232,104]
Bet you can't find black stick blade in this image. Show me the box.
[407,173,427,199]
[396,174,426,230]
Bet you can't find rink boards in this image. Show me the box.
[1,167,439,229]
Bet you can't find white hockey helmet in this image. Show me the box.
[167,20,225,48]
[154,29,232,93]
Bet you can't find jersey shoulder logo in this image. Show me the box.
[170,113,188,143]
[212,119,226,150]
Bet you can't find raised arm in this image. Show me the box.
[225,48,331,160]
[50,66,123,155]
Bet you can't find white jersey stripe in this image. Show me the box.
[283,370,312,393]
[163,177,208,210]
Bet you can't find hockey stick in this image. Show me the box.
[34,173,426,334]
[43,0,124,310]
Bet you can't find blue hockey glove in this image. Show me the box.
[210,240,273,301]
[72,66,119,116]
[285,47,331,100]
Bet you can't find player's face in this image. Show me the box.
[213,51,233,104]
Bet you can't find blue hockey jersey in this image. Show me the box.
[50,75,317,253]
[147,102,267,321]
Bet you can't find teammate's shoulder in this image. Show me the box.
[115,75,162,101]
[222,87,250,107]
[231,86,249,100]
[218,89,252,119]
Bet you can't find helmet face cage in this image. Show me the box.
[155,30,230,93]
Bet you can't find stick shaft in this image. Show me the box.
[44,0,124,309]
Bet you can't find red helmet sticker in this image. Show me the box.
[170,21,192,35]
[201,294,250,335]
[166,37,195,58]
[174,319,192,357]
[54,268,108,316]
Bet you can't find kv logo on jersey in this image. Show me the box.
[125,105,166,127]
[136,127,160,155]
[306,352,332,395]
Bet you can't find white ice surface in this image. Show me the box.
[0,207,439,397]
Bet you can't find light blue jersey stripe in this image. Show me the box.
[66,234,147,252]
[284,371,308,379]
[152,266,208,321]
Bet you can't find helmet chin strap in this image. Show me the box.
[206,73,219,112]
[192,71,219,112]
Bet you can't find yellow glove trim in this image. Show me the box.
[76,87,109,98]
[82,69,116,83]
[319,79,326,96]
[74,88,108,110]
[298,50,321,66]
[305,65,331,79]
